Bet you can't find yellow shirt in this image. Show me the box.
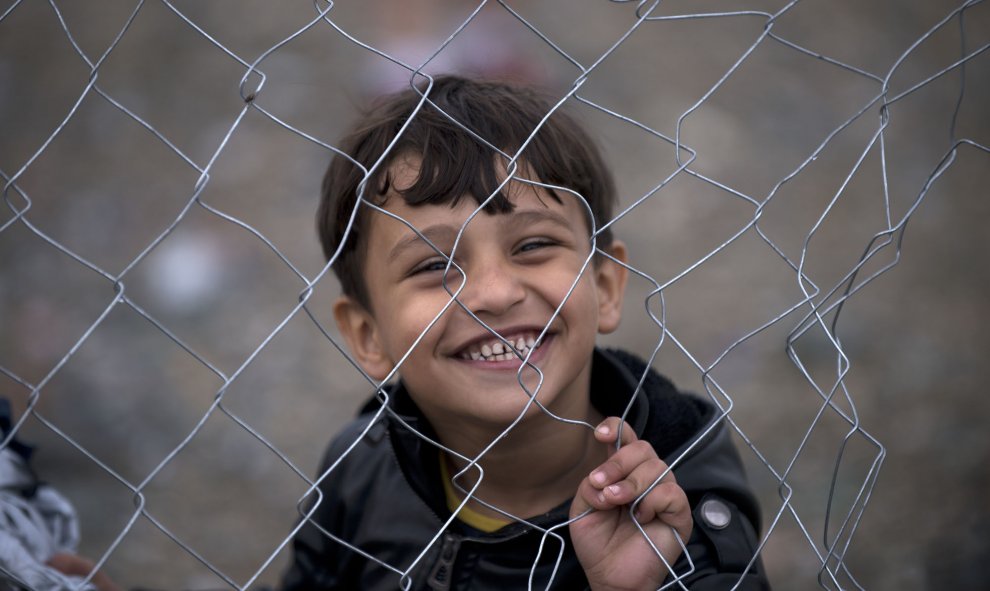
[439,454,512,533]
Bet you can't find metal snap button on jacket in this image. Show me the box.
[700,498,732,530]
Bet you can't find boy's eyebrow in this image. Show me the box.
[388,207,577,260]
[388,225,459,260]
[499,208,575,232]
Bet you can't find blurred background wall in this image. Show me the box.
[1,1,987,589]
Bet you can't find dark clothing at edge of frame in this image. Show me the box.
[281,348,771,590]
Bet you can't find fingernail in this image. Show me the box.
[597,491,606,504]
[596,424,610,436]
[607,484,621,496]
[590,470,606,485]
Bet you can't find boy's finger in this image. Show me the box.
[572,476,611,515]
[594,416,637,448]
[598,457,675,506]
[587,440,660,492]
[632,481,693,540]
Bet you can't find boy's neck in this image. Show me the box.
[438,405,607,522]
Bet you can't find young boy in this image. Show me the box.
[281,76,769,590]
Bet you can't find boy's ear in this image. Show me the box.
[595,240,629,335]
[332,296,394,380]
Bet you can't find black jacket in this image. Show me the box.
[281,349,770,590]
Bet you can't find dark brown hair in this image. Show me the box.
[318,75,617,309]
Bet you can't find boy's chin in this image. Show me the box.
[457,398,561,433]
[465,381,583,427]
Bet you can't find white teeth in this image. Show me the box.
[461,333,544,362]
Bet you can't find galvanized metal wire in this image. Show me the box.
[1,0,987,589]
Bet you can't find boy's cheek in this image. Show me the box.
[391,298,460,347]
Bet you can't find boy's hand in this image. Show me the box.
[47,553,123,591]
[570,417,693,591]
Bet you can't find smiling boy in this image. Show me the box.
[282,76,769,590]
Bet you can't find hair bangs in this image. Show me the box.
[375,115,516,215]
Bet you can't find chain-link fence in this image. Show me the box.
[1,0,988,589]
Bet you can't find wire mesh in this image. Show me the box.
[1,0,988,589]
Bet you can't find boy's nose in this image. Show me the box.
[458,257,525,318]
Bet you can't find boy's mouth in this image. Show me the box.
[456,332,544,362]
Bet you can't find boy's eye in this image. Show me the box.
[517,238,557,253]
[411,258,451,275]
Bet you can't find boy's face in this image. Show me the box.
[334,156,628,431]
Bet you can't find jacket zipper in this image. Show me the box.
[427,533,460,590]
